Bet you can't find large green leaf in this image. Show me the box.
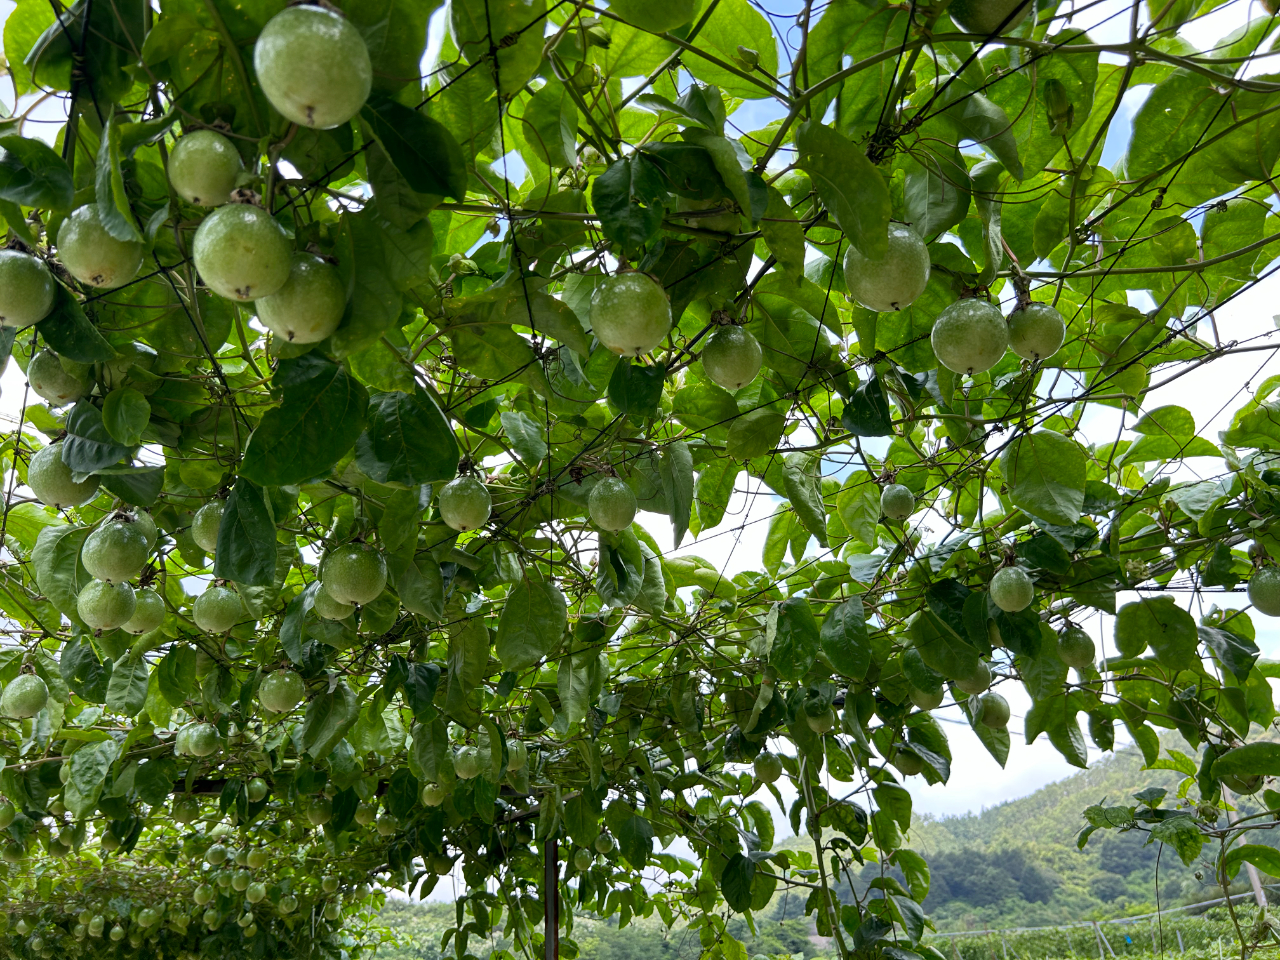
[999,429,1086,525]
[0,135,73,211]
[214,478,277,588]
[356,389,460,486]
[1113,596,1198,669]
[495,579,567,673]
[770,597,821,681]
[795,120,891,259]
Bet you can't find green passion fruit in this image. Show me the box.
[978,691,1010,728]
[454,745,481,779]
[259,669,306,713]
[990,566,1034,612]
[82,515,150,582]
[254,253,346,344]
[313,587,355,620]
[931,299,1008,375]
[77,579,137,632]
[421,783,447,806]
[122,588,166,635]
[439,476,492,531]
[1056,624,1096,669]
[27,443,100,508]
[701,326,763,391]
[1,674,49,719]
[1248,566,1280,616]
[843,223,931,312]
[27,349,90,405]
[57,205,144,289]
[753,750,783,782]
[954,658,991,695]
[191,500,225,552]
[321,543,388,605]
[880,483,915,520]
[168,130,243,206]
[192,204,292,302]
[590,272,672,357]
[0,250,55,328]
[588,477,638,532]
[254,5,372,129]
[183,722,221,757]
[193,584,244,633]
[1007,301,1065,361]
[909,685,944,710]
[507,739,528,772]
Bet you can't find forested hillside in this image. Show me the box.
[372,742,1275,960]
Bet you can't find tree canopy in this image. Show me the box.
[0,0,1279,956]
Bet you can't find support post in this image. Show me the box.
[543,838,559,960]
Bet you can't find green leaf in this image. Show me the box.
[608,359,666,418]
[1113,596,1198,669]
[1212,741,1280,779]
[94,113,142,242]
[658,440,694,548]
[760,185,806,282]
[105,654,149,716]
[999,429,1086,525]
[345,0,440,95]
[725,409,786,459]
[101,387,149,447]
[592,154,668,255]
[445,619,489,727]
[681,0,778,100]
[495,578,567,673]
[821,597,871,680]
[770,597,821,681]
[841,373,893,437]
[361,97,467,200]
[0,135,73,211]
[240,358,369,486]
[720,853,756,912]
[355,389,459,486]
[157,646,196,708]
[903,146,971,239]
[214,478,277,588]
[521,80,577,168]
[1149,815,1205,866]
[1199,625,1259,681]
[32,524,91,624]
[1224,843,1280,881]
[301,681,359,759]
[616,812,654,868]
[796,120,891,259]
[499,410,549,464]
[65,738,118,818]
[782,452,828,547]
[36,283,115,362]
[62,401,129,476]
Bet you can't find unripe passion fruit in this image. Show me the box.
[131,509,158,550]
[574,848,593,871]
[909,685,944,710]
[1,674,49,719]
[806,707,836,733]
[701,326,762,391]
[57,205,144,289]
[588,477,637,532]
[247,779,269,804]
[246,882,267,904]
[168,130,243,207]
[978,691,1010,728]
[122,588,166,635]
[321,544,387,605]
[954,659,992,695]
[1056,625,1095,669]
[255,253,346,344]
[590,272,672,357]
[375,815,397,836]
[254,5,372,129]
[193,204,292,301]
[753,750,783,782]
[354,803,376,825]
[313,587,354,620]
[193,584,244,633]
[191,500,225,552]
[439,476,492,531]
[27,349,90,405]
[843,223,931,312]
[880,483,915,520]
[184,722,221,757]
[27,443,99,508]
[990,566,1034,612]
[454,745,481,779]
[1007,301,1065,361]
[172,795,200,823]
[931,299,1008,375]
[1248,566,1280,616]
[421,783,447,806]
[77,579,137,631]
[205,843,229,865]
[259,669,305,713]
[507,739,528,772]
[82,516,150,582]
[947,0,1030,35]
[594,833,614,854]
[0,250,55,328]
[430,852,453,875]
[307,796,333,825]
[1221,773,1264,795]
[891,750,925,777]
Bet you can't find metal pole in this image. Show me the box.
[1177,931,1185,953]
[544,838,559,960]
[1221,785,1268,909]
